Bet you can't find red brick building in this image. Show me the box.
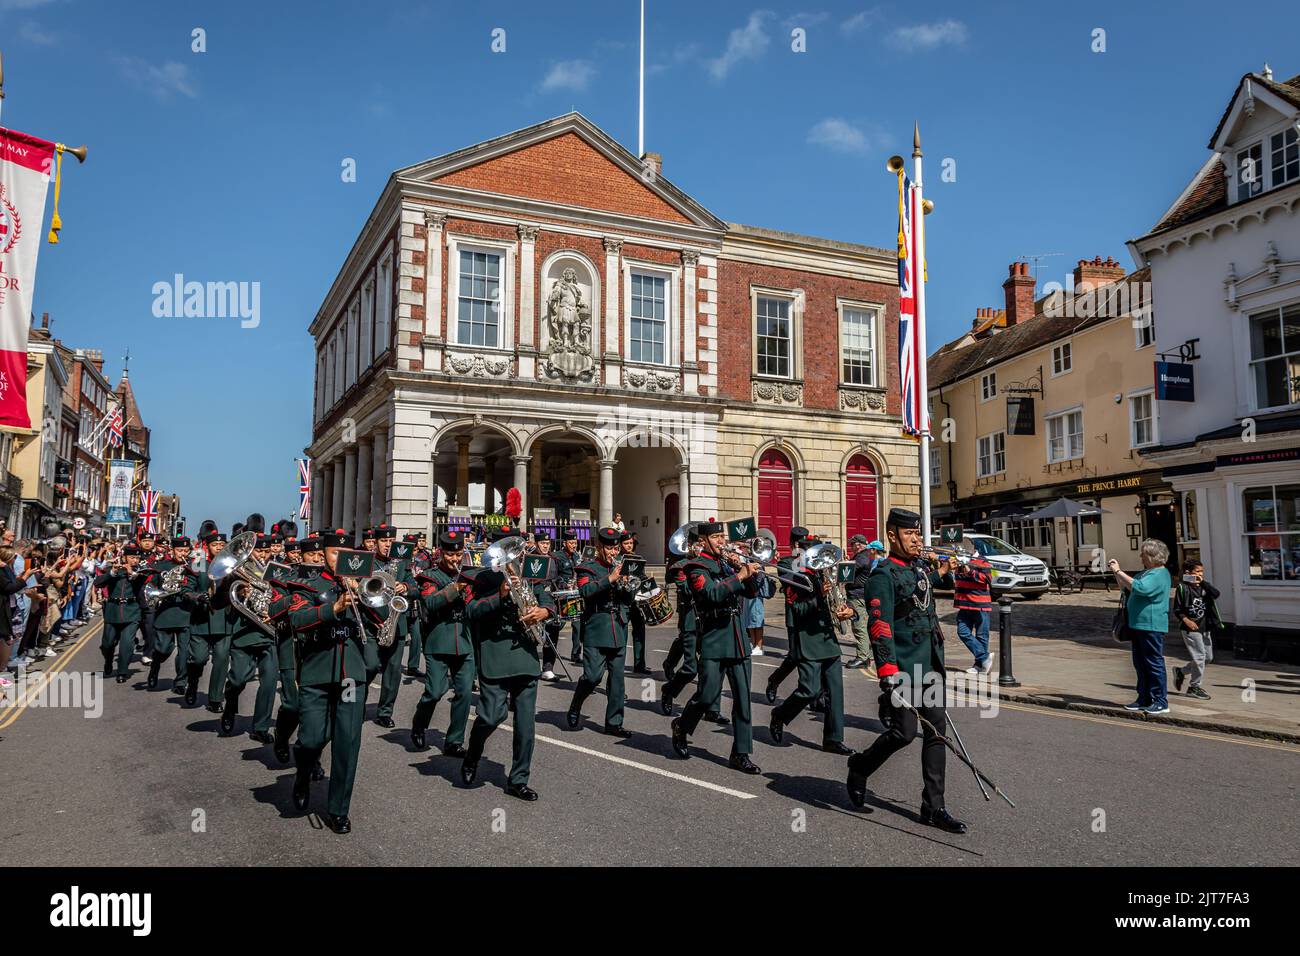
[308,113,920,560]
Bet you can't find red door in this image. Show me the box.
[757,449,795,554]
[663,492,679,557]
[845,454,879,544]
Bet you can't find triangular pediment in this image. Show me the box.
[396,113,723,231]
[1210,73,1300,152]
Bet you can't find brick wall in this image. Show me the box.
[438,132,692,225]
[715,259,901,413]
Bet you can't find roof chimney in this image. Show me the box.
[640,152,662,178]
[1072,255,1126,293]
[1002,261,1035,326]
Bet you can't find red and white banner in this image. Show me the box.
[0,129,56,429]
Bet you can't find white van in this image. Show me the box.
[950,532,1050,598]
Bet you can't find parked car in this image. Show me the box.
[936,532,1051,599]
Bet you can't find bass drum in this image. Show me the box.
[553,589,584,621]
[635,586,673,625]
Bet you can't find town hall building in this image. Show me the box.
[307,113,918,561]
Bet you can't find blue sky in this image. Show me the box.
[1,0,1294,532]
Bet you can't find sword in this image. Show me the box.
[889,688,1016,808]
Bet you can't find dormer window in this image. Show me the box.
[1236,142,1263,202]
[1271,127,1299,188]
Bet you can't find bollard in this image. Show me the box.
[997,596,1019,687]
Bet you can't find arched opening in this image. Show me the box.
[611,439,681,563]
[757,448,795,554]
[844,453,880,544]
[529,430,603,519]
[431,424,517,523]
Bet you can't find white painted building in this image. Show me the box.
[1129,67,1300,659]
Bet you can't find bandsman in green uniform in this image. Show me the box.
[533,531,564,681]
[93,545,145,684]
[670,519,763,774]
[620,531,652,675]
[769,547,855,754]
[135,530,161,664]
[216,535,280,742]
[143,535,201,692]
[402,534,426,678]
[184,531,234,711]
[560,530,585,664]
[288,528,387,835]
[846,508,966,834]
[659,523,700,715]
[765,527,811,704]
[371,524,413,729]
[461,531,555,801]
[567,526,635,737]
[410,529,476,757]
[273,535,325,781]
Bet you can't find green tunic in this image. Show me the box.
[865,557,949,681]
[465,570,555,679]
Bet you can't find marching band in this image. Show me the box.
[89,504,976,837]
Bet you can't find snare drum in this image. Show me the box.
[554,589,584,621]
[635,586,674,625]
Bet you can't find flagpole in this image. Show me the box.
[912,122,933,547]
[638,0,645,159]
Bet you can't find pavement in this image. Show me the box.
[1,604,1298,866]
[928,589,1300,743]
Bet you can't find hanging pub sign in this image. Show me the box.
[1006,396,1035,435]
[1155,362,1195,402]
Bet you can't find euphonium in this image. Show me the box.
[802,542,849,624]
[358,569,408,647]
[483,536,546,646]
[207,531,277,639]
[142,563,187,609]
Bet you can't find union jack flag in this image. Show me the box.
[138,488,160,534]
[897,171,928,437]
[297,458,311,522]
[107,405,124,447]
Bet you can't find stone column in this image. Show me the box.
[424,211,446,340]
[587,456,600,512]
[599,458,616,526]
[316,461,331,529]
[427,452,438,541]
[682,250,699,367]
[330,458,345,530]
[355,437,373,534]
[341,450,358,535]
[512,454,530,528]
[370,427,387,525]
[517,225,539,360]
[483,454,497,515]
[677,461,691,523]
[602,237,622,386]
[455,435,471,506]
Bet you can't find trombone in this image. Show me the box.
[723,534,815,593]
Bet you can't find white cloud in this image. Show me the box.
[807,118,869,153]
[115,58,198,100]
[783,11,830,30]
[707,10,773,81]
[19,20,57,45]
[886,19,968,52]
[541,60,596,93]
[840,8,882,36]
[648,42,702,76]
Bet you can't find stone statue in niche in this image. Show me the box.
[543,267,595,382]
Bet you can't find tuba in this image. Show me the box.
[142,563,187,609]
[207,531,277,639]
[802,542,849,630]
[483,535,547,647]
[357,569,408,647]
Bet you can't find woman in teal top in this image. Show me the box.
[1108,540,1172,714]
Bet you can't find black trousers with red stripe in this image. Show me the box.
[848,692,946,813]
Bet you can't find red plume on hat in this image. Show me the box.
[505,487,522,520]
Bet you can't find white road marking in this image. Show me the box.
[501,722,758,799]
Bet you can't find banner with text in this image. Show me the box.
[0,129,56,429]
[106,459,135,524]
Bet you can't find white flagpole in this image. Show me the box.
[912,122,933,547]
[638,0,645,159]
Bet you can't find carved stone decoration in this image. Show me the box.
[626,368,681,393]
[752,381,804,406]
[447,352,513,379]
[839,389,886,412]
[541,261,596,383]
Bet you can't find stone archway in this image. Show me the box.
[431,420,521,519]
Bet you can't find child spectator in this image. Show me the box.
[1173,559,1221,701]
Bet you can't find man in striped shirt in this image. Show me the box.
[953,553,994,675]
